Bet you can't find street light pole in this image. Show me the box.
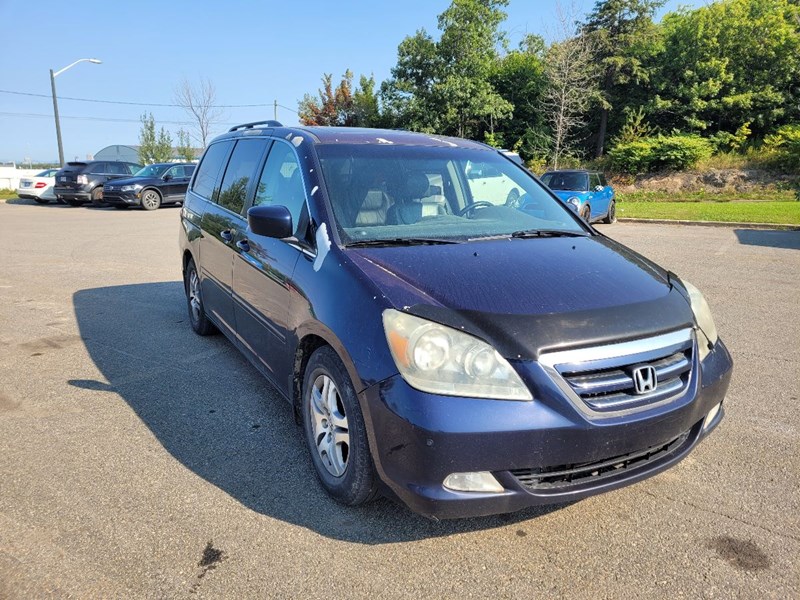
[50,69,64,166]
[49,58,102,167]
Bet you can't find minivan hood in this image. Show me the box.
[346,236,694,358]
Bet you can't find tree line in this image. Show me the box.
[298,0,800,173]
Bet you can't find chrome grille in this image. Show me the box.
[539,329,695,417]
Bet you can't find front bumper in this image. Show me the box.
[359,339,732,519]
[103,191,140,206]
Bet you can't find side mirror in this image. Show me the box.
[248,205,293,239]
[163,173,173,181]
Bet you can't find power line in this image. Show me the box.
[0,88,298,112]
[0,110,199,125]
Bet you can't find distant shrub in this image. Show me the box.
[609,135,713,174]
[764,124,800,169]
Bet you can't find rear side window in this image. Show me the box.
[253,141,306,234]
[88,162,106,174]
[217,138,268,214]
[192,141,233,200]
[106,162,127,175]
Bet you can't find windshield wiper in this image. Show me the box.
[510,229,590,239]
[345,237,461,248]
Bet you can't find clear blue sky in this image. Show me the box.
[0,0,705,163]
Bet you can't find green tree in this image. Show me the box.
[382,0,512,138]
[138,113,157,165]
[582,0,666,157]
[176,129,195,162]
[154,127,173,163]
[650,0,800,137]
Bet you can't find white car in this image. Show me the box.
[16,169,59,203]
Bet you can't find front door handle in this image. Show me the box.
[220,229,233,243]
[236,239,250,252]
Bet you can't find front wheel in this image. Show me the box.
[302,346,377,506]
[580,206,591,222]
[90,187,105,206]
[603,200,617,224]
[141,189,162,211]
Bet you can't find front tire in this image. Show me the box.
[184,259,216,336]
[90,187,105,206]
[581,205,591,222]
[141,189,162,211]
[603,199,617,224]
[302,346,377,506]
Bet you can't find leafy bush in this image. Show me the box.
[764,124,800,169]
[609,135,713,174]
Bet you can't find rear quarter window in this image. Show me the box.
[192,141,233,201]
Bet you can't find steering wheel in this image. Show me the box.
[457,201,495,217]
[505,188,521,208]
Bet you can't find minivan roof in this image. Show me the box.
[214,125,490,150]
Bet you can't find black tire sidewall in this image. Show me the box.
[184,260,215,336]
[302,347,376,506]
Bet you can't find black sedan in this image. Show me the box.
[103,163,196,210]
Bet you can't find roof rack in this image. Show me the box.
[228,120,283,132]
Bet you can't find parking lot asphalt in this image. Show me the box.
[0,199,797,599]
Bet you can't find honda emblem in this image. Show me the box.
[632,365,657,394]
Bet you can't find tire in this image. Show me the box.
[90,187,105,206]
[603,199,617,224]
[65,199,83,207]
[302,346,377,506]
[141,189,162,211]
[33,197,50,204]
[581,206,591,222]
[184,259,217,336]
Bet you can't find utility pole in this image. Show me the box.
[274,100,278,121]
[50,69,64,166]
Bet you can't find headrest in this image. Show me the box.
[361,190,387,210]
[405,172,430,200]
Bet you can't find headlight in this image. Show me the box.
[121,184,142,192]
[567,197,581,212]
[681,279,718,360]
[382,309,532,400]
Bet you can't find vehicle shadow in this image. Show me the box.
[73,282,566,544]
[734,228,800,250]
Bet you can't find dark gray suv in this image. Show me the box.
[54,160,141,206]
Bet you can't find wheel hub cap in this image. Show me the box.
[309,374,349,477]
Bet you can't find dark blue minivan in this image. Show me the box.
[179,122,732,519]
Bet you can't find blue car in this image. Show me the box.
[540,170,616,224]
[180,123,731,519]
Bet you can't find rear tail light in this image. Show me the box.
[35,182,47,188]
[77,174,88,185]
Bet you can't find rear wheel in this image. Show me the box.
[141,189,162,211]
[603,200,617,224]
[184,259,216,336]
[90,187,105,206]
[302,346,377,506]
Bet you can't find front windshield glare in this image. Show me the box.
[317,145,586,244]
[134,164,169,178]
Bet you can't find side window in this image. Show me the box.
[253,142,306,233]
[185,165,196,178]
[589,174,601,190]
[107,162,126,175]
[128,163,140,175]
[217,138,268,214]
[89,162,106,174]
[192,141,233,201]
[599,174,608,187]
[164,166,180,179]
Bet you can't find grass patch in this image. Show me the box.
[0,188,17,200]
[617,201,800,225]
[617,189,796,203]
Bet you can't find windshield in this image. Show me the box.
[134,164,169,178]
[316,145,586,244]
[540,172,589,192]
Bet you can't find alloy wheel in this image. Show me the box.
[309,374,350,477]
